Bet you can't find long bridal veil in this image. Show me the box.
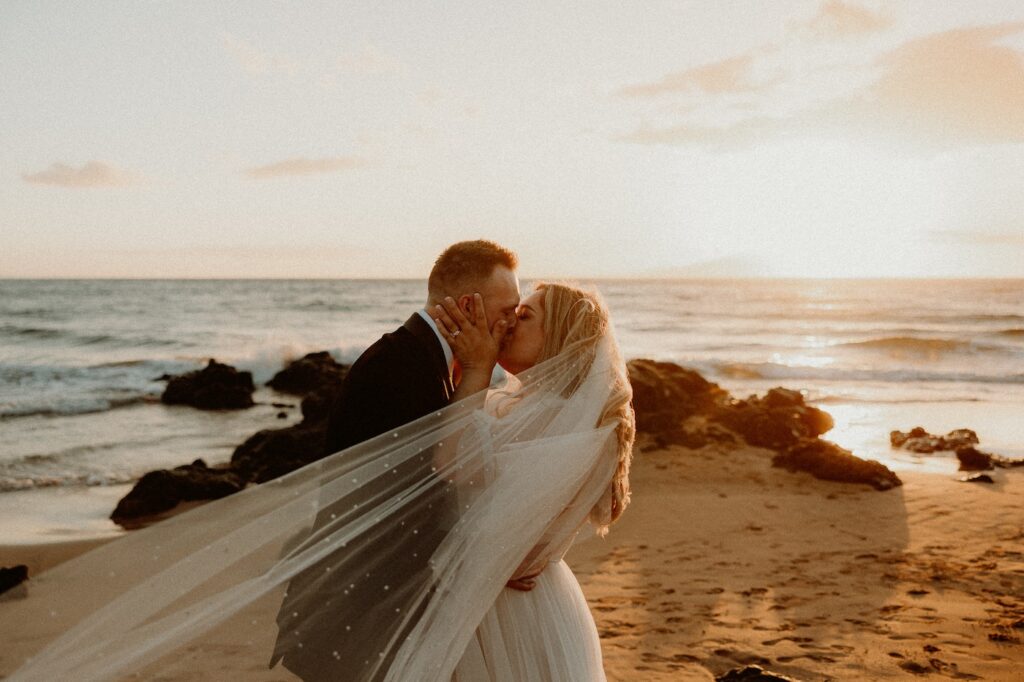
[1,328,630,681]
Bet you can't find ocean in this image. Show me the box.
[1,278,1022,542]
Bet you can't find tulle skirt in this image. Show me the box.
[452,560,605,682]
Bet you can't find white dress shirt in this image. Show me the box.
[417,308,455,375]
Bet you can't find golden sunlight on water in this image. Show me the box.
[824,401,1024,474]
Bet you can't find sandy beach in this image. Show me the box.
[571,437,1024,680]
[3,435,1021,680]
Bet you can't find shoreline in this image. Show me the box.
[5,391,1023,545]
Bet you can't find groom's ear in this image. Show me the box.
[457,294,474,319]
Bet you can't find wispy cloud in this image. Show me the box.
[618,19,1024,149]
[243,156,369,179]
[802,0,892,38]
[22,161,139,188]
[871,22,1024,144]
[617,54,765,97]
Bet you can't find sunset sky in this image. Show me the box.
[2,1,1023,278]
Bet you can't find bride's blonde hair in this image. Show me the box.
[533,281,635,536]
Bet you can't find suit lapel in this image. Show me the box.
[401,313,454,399]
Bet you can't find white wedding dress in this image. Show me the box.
[446,399,609,682]
[454,560,604,681]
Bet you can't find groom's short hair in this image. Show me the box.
[428,240,518,299]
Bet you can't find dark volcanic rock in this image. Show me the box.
[627,359,729,435]
[956,446,1024,471]
[267,351,348,426]
[114,355,343,517]
[0,564,28,596]
[626,360,833,451]
[772,439,902,491]
[959,473,995,484]
[716,665,800,681]
[267,351,348,396]
[761,387,835,436]
[711,388,834,450]
[110,459,245,523]
[230,422,328,484]
[160,359,255,410]
[890,427,978,453]
[299,388,338,424]
[956,446,995,471]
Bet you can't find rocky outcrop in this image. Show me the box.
[0,564,28,597]
[890,427,979,453]
[716,665,799,681]
[160,359,255,410]
[267,351,348,397]
[229,422,329,484]
[772,439,902,491]
[298,389,337,423]
[222,351,351,482]
[627,360,833,450]
[627,358,899,490]
[627,359,730,430]
[956,446,995,471]
[110,459,244,524]
[115,352,346,522]
[711,388,834,450]
[890,427,1024,473]
[269,350,348,424]
[955,446,1024,471]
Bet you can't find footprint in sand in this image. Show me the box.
[760,636,814,646]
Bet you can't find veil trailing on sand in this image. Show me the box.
[1,329,631,681]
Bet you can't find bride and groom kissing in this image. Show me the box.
[4,239,635,682]
[272,239,637,680]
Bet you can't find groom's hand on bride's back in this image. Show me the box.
[505,578,536,591]
[505,569,543,591]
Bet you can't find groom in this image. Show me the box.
[325,240,521,454]
[270,240,521,680]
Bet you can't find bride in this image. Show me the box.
[1,282,635,681]
[437,282,635,681]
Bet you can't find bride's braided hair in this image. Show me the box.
[533,282,636,536]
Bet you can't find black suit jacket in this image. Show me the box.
[324,313,453,454]
[270,314,455,681]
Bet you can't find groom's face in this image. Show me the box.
[473,265,521,332]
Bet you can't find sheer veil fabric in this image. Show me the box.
[0,330,629,681]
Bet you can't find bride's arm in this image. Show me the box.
[429,294,509,479]
[430,408,495,488]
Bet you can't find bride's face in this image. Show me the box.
[498,290,545,375]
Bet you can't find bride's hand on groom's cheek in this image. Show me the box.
[433,294,509,374]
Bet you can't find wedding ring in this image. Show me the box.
[451,329,461,338]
